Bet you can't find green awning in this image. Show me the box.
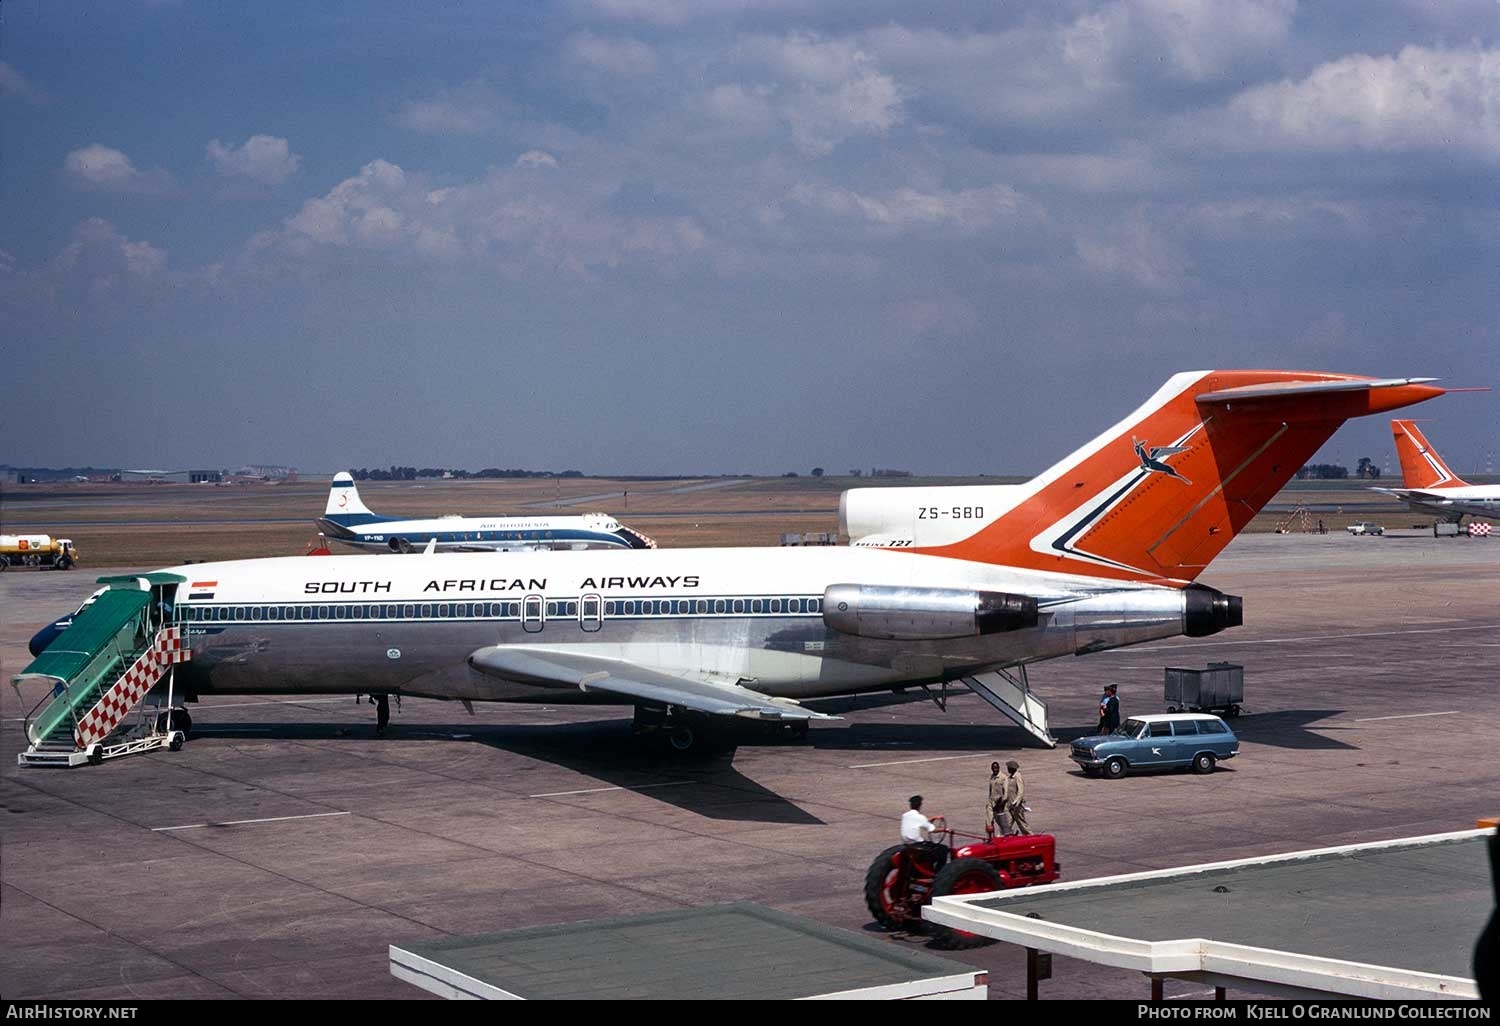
[14,589,151,684]
[96,572,187,586]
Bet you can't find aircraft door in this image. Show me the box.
[522,594,544,633]
[151,582,180,631]
[580,594,602,632]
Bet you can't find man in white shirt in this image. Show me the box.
[900,796,942,843]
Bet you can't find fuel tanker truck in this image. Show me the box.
[0,534,79,570]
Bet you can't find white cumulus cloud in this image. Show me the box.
[0,61,48,104]
[206,135,302,185]
[583,0,773,27]
[728,32,904,157]
[566,32,659,75]
[789,182,1033,233]
[865,1,1294,132]
[1075,209,1189,292]
[285,159,410,247]
[264,156,709,276]
[1226,45,1500,158]
[391,81,511,136]
[62,144,172,193]
[55,219,168,278]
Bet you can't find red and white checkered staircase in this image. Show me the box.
[19,627,192,768]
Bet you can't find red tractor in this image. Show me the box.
[865,829,1061,948]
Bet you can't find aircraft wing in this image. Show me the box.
[467,647,839,721]
[1372,486,1447,502]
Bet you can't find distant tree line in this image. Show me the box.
[1296,463,1350,480]
[1294,457,1380,481]
[350,466,584,481]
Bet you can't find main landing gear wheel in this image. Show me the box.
[864,846,910,930]
[1192,752,1217,774]
[156,710,192,737]
[929,858,1003,950]
[1103,757,1127,779]
[666,724,697,752]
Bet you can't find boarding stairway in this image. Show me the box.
[14,583,190,768]
[962,666,1056,748]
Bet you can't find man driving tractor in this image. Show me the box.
[900,795,949,867]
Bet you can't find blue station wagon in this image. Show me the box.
[1070,713,1239,779]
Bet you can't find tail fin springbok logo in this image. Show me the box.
[1134,438,1193,485]
[910,372,1444,584]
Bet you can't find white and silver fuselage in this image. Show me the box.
[1376,485,1500,522]
[169,547,1231,705]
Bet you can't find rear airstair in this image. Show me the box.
[962,666,1056,748]
[14,575,191,768]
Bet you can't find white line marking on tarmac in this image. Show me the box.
[1147,622,1500,652]
[153,811,350,832]
[1353,711,1460,722]
[8,698,349,722]
[529,781,694,798]
[188,698,351,710]
[848,754,995,769]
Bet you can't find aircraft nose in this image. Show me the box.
[29,618,69,657]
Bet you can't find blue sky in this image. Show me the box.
[2,1,1496,476]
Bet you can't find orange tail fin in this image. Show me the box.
[916,372,1444,584]
[1391,420,1468,490]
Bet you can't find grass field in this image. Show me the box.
[0,473,1485,569]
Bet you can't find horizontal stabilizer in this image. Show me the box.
[1196,377,1437,403]
[468,647,838,721]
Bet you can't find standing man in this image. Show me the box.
[986,762,1012,837]
[1004,760,1032,836]
[1098,684,1121,734]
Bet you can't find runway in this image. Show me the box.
[2,532,1496,1000]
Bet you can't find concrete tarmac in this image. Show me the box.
[3,531,1497,1001]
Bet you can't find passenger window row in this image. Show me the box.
[180,596,824,622]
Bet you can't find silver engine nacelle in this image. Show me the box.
[823,584,1039,641]
[1054,584,1244,655]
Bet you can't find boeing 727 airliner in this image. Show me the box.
[18,371,1446,755]
[1372,420,1500,523]
[317,472,655,553]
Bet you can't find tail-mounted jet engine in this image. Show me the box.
[823,584,1039,641]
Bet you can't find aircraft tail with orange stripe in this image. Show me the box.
[914,371,1445,585]
[1391,419,1468,490]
